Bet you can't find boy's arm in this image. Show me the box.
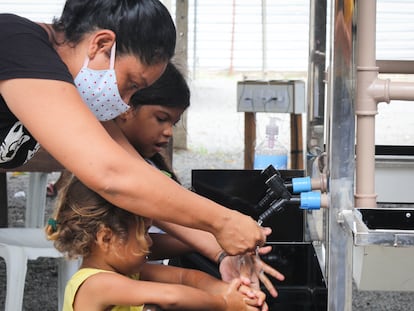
[149,233,192,260]
[154,220,224,262]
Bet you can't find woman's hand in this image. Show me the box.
[215,211,267,255]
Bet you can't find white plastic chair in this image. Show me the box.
[0,161,80,311]
[0,228,79,311]
[0,148,80,311]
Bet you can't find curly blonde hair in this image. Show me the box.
[46,176,149,259]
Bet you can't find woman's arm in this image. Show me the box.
[0,78,265,255]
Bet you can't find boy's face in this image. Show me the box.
[116,105,185,158]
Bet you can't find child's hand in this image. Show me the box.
[238,278,268,311]
[219,246,285,298]
[222,278,267,311]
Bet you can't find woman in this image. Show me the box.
[0,0,266,255]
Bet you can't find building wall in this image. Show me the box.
[0,0,65,22]
[187,0,310,74]
[2,0,413,75]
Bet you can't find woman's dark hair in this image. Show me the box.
[52,0,176,65]
[130,62,190,110]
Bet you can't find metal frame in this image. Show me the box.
[307,0,414,309]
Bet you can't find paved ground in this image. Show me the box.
[2,151,414,311]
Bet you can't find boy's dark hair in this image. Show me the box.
[130,62,190,183]
[130,62,190,109]
[52,0,176,65]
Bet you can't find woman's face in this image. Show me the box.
[115,55,167,105]
[73,34,167,107]
[117,105,185,158]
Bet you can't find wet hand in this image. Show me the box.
[252,250,285,298]
[238,280,268,311]
[222,278,264,311]
[219,243,285,298]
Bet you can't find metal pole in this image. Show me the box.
[192,0,197,79]
[306,0,327,176]
[326,0,356,309]
[261,0,267,76]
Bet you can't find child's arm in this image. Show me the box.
[155,219,284,297]
[154,220,225,262]
[141,263,266,310]
[72,266,263,311]
[149,233,192,260]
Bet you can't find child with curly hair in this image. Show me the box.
[46,177,267,311]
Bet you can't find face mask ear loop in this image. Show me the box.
[109,42,116,70]
[83,42,116,69]
[82,55,90,68]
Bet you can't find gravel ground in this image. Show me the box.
[1,78,414,310]
[1,150,414,311]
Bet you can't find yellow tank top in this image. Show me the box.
[63,268,143,311]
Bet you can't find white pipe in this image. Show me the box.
[355,0,414,208]
[355,0,378,208]
[369,79,414,103]
[377,60,414,74]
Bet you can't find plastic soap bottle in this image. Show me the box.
[254,117,288,169]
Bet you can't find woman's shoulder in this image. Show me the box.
[0,13,27,22]
[0,13,73,83]
[0,13,49,48]
[0,13,41,34]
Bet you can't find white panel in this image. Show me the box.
[354,245,414,291]
[188,0,310,72]
[375,157,414,203]
[237,80,305,113]
[377,0,414,60]
[0,0,65,22]
[188,0,414,74]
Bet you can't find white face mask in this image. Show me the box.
[74,42,130,121]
